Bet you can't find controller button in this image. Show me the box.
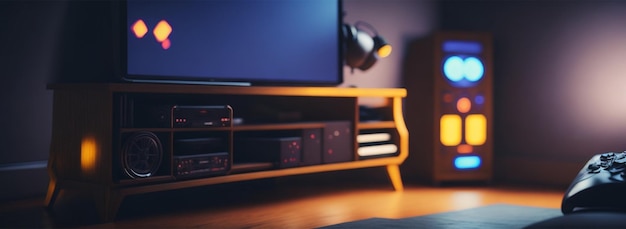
[608,168,624,174]
[609,163,626,172]
[588,163,601,171]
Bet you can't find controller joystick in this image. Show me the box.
[562,151,626,214]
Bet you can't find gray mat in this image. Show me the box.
[320,204,562,229]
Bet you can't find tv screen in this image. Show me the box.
[123,0,343,86]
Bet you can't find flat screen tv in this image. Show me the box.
[123,0,344,86]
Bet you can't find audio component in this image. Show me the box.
[404,31,493,184]
[235,137,302,168]
[173,137,231,178]
[126,101,233,128]
[172,105,232,128]
[300,128,322,166]
[357,132,398,158]
[174,138,227,155]
[322,121,354,164]
[120,131,164,179]
[173,152,230,178]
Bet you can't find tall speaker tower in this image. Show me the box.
[404,31,493,184]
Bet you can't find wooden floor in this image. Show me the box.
[0,170,566,228]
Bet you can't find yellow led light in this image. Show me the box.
[440,114,462,146]
[465,114,487,145]
[131,19,148,38]
[153,20,172,42]
[377,44,392,58]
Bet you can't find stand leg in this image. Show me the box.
[93,188,123,222]
[386,164,404,191]
[44,179,60,210]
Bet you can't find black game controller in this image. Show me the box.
[562,151,626,214]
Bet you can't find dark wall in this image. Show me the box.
[440,0,626,184]
[0,1,67,201]
[0,1,64,163]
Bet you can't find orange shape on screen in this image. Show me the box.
[153,20,172,42]
[131,19,148,38]
[161,39,171,50]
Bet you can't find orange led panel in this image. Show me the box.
[80,135,97,175]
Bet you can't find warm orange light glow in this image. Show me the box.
[457,144,473,154]
[440,114,462,146]
[153,20,172,42]
[81,135,97,175]
[466,114,487,145]
[131,19,148,38]
[377,44,392,58]
[456,97,471,113]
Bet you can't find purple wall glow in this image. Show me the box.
[441,0,626,164]
[341,0,437,89]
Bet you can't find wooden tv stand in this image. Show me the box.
[45,83,408,222]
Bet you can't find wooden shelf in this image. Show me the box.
[45,83,408,222]
[358,121,397,130]
[120,156,405,196]
[47,83,407,98]
[233,122,328,131]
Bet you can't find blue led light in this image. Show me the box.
[464,57,484,82]
[454,156,482,169]
[475,95,485,105]
[442,55,485,87]
[442,40,483,54]
[443,56,465,82]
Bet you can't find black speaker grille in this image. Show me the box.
[121,131,163,178]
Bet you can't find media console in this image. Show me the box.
[45,83,408,222]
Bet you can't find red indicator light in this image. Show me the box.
[457,144,473,154]
[310,134,316,139]
[443,93,454,103]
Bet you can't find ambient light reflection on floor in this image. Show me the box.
[74,182,564,229]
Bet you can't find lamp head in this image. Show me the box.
[373,35,392,58]
[343,21,391,72]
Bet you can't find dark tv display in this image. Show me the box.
[124,0,343,86]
